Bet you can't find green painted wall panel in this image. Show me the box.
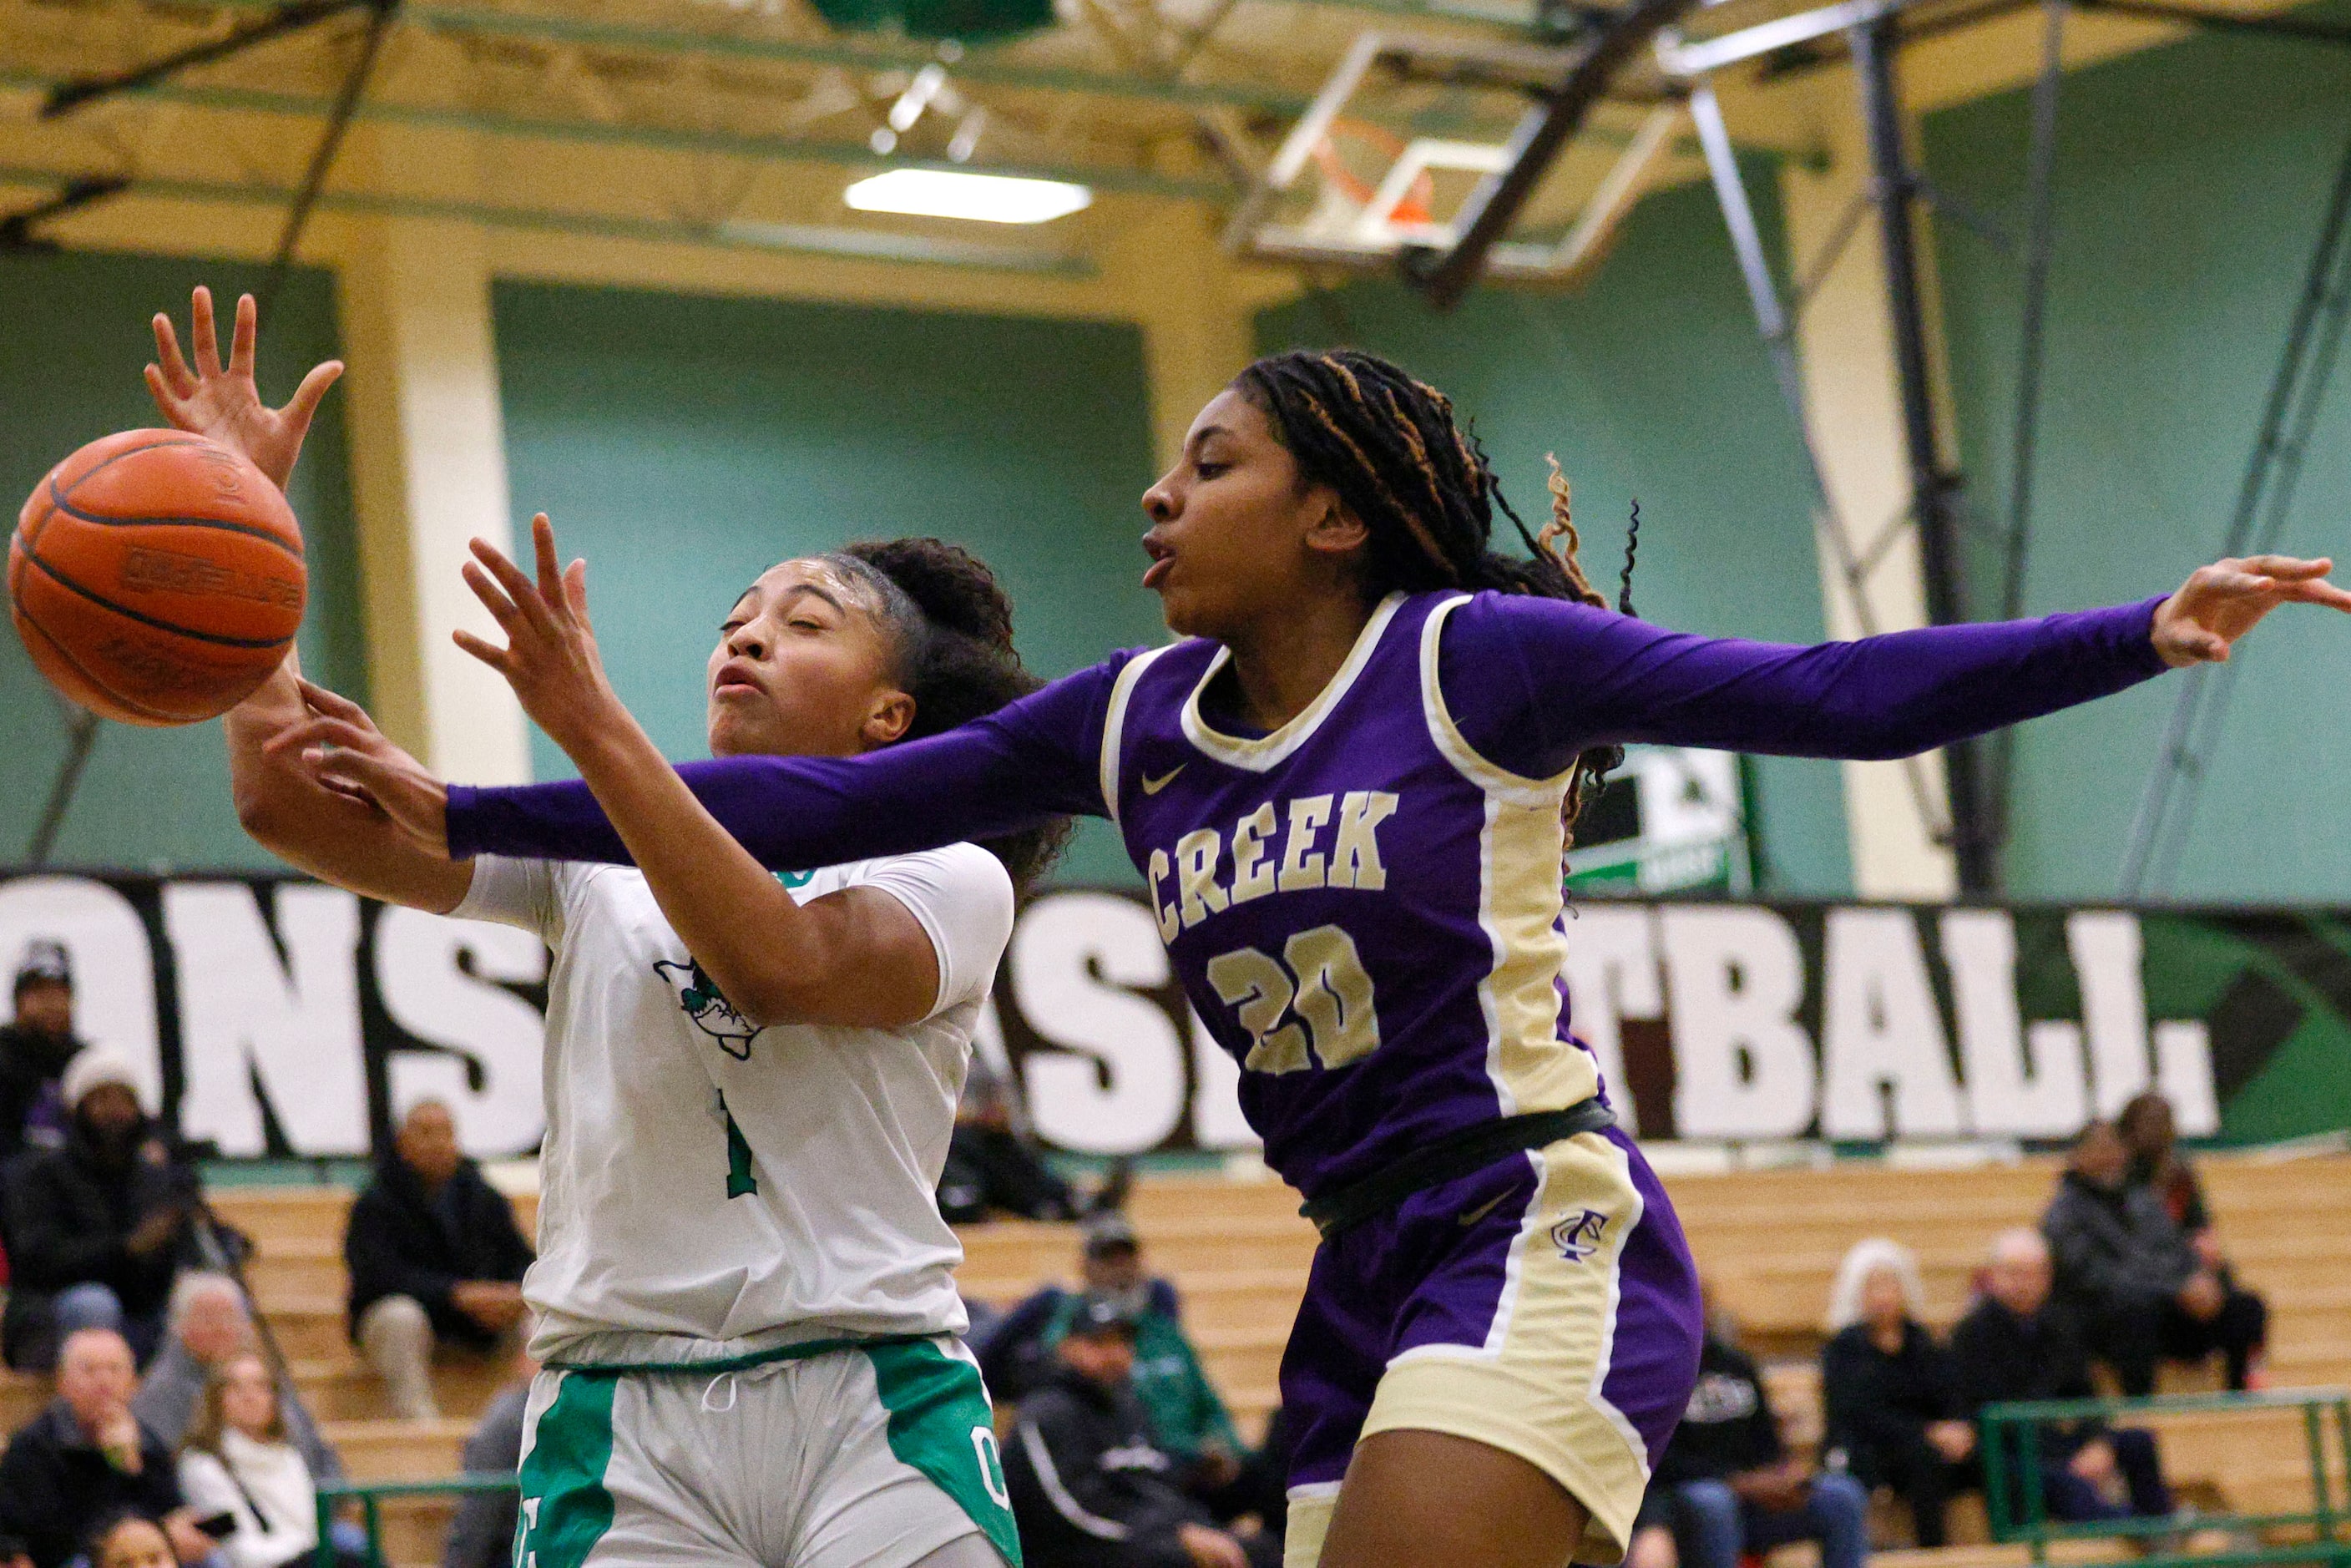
[0,253,362,872]
[1925,21,2351,900]
[489,281,1165,885]
[1253,177,1855,897]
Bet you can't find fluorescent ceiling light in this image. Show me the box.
[844,168,1091,225]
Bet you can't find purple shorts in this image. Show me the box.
[1277,1125,1701,1565]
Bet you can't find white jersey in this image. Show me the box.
[453,845,1014,1368]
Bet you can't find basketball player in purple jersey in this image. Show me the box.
[287,352,2351,1568]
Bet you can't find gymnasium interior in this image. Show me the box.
[1,0,2349,1556]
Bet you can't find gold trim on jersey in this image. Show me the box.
[1417,594,1596,1121]
[1179,593,1408,772]
[1098,642,1183,831]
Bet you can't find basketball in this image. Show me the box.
[8,427,305,726]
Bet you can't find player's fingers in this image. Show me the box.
[470,537,559,630]
[293,676,375,729]
[2241,554,2330,579]
[191,286,223,377]
[230,294,258,380]
[453,627,517,675]
[285,361,344,429]
[150,314,198,396]
[262,715,374,756]
[461,561,524,633]
[564,558,588,618]
[530,514,564,604]
[144,366,185,424]
[2280,578,2351,612]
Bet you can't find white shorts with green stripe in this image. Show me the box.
[514,1337,1021,1568]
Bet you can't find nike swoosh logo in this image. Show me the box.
[1457,1192,1511,1228]
[1140,765,1186,796]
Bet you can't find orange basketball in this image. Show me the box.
[8,429,306,727]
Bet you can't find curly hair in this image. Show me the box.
[827,539,1071,894]
[1231,349,1631,840]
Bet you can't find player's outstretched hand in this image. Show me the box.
[2153,554,2351,666]
[265,679,454,859]
[457,513,629,762]
[146,286,342,490]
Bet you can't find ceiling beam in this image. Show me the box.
[0,160,1102,271]
[0,68,1232,198]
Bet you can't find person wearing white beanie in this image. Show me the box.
[2,1046,202,1370]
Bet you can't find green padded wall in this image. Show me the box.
[489,281,1166,885]
[1254,176,1857,897]
[1925,18,2351,900]
[0,252,363,872]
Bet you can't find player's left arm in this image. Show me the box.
[1454,554,2351,771]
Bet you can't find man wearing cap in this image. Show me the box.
[2,1051,204,1370]
[0,942,85,1168]
[1002,1290,1267,1568]
[985,1212,1246,1485]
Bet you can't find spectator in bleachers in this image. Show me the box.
[1651,1308,1869,1568]
[1001,1292,1269,1568]
[2118,1093,2212,1237]
[174,1352,355,1568]
[1821,1238,1971,1548]
[0,943,83,1169]
[83,1511,175,1568]
[133,1276,341,1487]
[3,1053,205,1371]
[0,1328,215,1568]
[1953,1229,2174,1524]
[983,1212,1246,1495]
[2044,1120,2267,1395]
[937,1055,1131,1224]
[439,1355,534,1568]
[343,1100,533,1421]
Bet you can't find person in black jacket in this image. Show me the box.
[0,943,83,1170]
[1820,1240,1972,1547]
[2043,1120,2266,1395]
[0,1328,213,1568]
[2,1053,205,1371]
[344,1100,533,1420]
[1003,1293,1267,1568]
[1653,1319,1868,1568]
[1952,1229,2173,1524]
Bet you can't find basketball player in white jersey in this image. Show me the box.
[149,287,1049,1568]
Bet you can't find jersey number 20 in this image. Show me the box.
[1205,923,1380,1074]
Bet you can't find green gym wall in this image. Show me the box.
[0,252,363,872]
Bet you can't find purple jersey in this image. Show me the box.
[447,589,2170,1199]
[1101,592,1604,1194]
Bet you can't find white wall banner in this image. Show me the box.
[0,873,2301,1158]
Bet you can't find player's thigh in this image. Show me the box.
[1299,1131,1700,1568]
[792,1340,1019,1568]
[1319,1429,1590,1568]
[516,1370,748,1568]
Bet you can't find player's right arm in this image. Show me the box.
[145,285,471,913]
[227,656,473,913]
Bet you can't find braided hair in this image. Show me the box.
[827,538,1071,895]
[1231,348,1628,841]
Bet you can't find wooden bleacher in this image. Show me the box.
[0,1151,2333,1565]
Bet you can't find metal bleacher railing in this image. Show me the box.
[1983,1388,2351,1568]
[313,1474,520,1568]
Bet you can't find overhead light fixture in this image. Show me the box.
[843,168,1090,225]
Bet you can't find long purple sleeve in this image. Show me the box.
[1438,594,2172,779]
[447,655,1127,867]
[447,594,2172,867]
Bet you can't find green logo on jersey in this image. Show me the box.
[652,957,761,1060]
[777,870,816,889]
